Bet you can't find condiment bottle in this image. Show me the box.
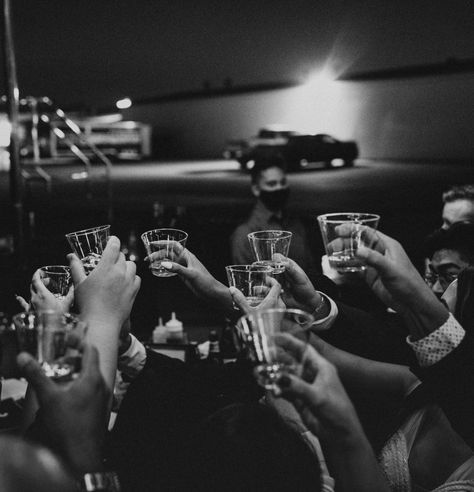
[152,317,167,344]
[166,312,183,342]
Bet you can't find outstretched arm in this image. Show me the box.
[70,236,141,391]
[352,228,449,340]
[156,248,235,313]
[309,332,417,399]
[276,335,390,492]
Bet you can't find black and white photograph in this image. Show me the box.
[1,1,474,491]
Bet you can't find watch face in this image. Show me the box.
[82,471,120,492]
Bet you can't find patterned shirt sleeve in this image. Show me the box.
[406,312,465,367]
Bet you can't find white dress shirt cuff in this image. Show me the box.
[118,334,147,378]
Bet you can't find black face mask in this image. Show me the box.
[259,187,290,211]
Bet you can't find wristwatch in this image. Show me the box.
[80,471,121,491]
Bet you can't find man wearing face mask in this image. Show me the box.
[230,154,315,273]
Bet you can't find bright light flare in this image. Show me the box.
[303,68,336,93]
[277,66,357,137]
[116,98,132,109]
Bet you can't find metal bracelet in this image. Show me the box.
[311,294,327,317]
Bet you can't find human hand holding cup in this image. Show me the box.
[30,266,74,314]
[236,308,314,393]
[317,213,380,273]
[65,225,111,274]
[226,264,274,308]
[273,334,363,442]
[38,265,72,301]
[247,230,292,274]
[13,310,87,381]
[141,228,188,277]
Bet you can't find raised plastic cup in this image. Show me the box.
[247,230,292,274]
[13,310,87,381]
[225,264,273,307]
[317,213,380,273]
[141,228,188,277]
[236,308,314,391]
[38,265,72,300]
[65,225,111,273]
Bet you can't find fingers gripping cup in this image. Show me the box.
[141,228,188,277]
[13,310,87,381]
[247,230,292,274]
[317,213,380,273]
[65,225,111,273]
[236,308,314,391]
[226,264,273,307]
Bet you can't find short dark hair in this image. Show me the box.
[184,403,322,492]
[423,222,474,263]
[250,153,287,185]
[442,185,474,204]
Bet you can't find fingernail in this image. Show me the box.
[272,386,282,397]
[161,261,172,269]
[277,375,291,388]
[229,286,238,296]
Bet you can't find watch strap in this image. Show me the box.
[80,471,121,492]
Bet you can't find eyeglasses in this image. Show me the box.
[424,271,459,288]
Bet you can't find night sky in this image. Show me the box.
[2,0,474,109]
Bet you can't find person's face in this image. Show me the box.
[441,199,474,229]
[426,248,469,295]
[252,167,288,197]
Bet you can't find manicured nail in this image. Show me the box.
[161,261,172,269]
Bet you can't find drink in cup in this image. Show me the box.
[65,225,111,273]
[226,264,273,307]
[141,228,188,277]
[38,265,72,301]
[247,230,292,274]
[317,213,380,272]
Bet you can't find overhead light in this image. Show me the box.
[116,97,132,109]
